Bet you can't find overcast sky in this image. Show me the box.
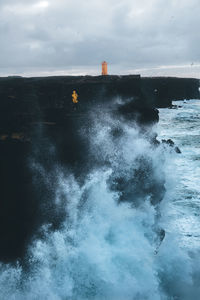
[0,0,199,77]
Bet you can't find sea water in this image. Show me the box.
[158,100,200,251]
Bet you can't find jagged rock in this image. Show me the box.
[175,146,181,153]
[162,139,181,153]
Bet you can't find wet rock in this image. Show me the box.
[169,104,182,109]
[162,139,174,146]
[162,139,181,153]
[175,146,181,153]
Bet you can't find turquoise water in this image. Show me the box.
[158,100,200,250]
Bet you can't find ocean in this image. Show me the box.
[0,100,200,300]
[158,100,200,251]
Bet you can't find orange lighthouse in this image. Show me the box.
[102,61,108,75]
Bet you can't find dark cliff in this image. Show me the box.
[141,76,200,107]
[0,75,199,133]
[0,75,199,262]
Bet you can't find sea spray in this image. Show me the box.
[1,101,200,299]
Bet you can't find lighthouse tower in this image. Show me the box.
[102,61,108,75]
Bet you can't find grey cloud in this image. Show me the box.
[0,0,199,76]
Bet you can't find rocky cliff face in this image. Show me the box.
[141,76,200,107]
[0,75,199,262]
[0,75,199,135]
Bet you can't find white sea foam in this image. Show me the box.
[1,101,200,299]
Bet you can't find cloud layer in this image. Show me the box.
[0,0,199,77]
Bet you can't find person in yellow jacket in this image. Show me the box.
[72,90,78,103]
